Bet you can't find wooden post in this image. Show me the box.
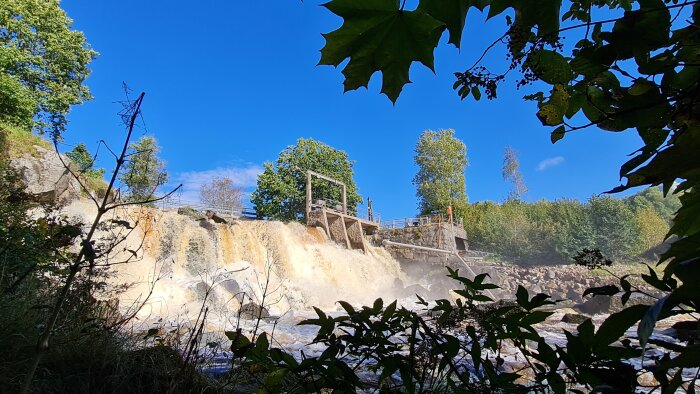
[367,197,373,222]
[342,184,347,214]
[306,171,312,222]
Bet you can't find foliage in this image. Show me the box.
[502,146,527,200]
[230,262,699,393]
[0,163,79,294]
[200,176,244,212]
[320,7,699,388]
[413,129,468,217]
[588,195,642,261]
[251,138,362,222]
[0,0,97,139]
[634,206,670,253]
[66,143,105,180]
[463,191,673,265]
[119,136,168,202]
[627,185,681,224]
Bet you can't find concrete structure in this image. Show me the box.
[373,221,468,265]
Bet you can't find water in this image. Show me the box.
[104,207,407,328]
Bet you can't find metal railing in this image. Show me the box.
[157,197,256,219]
[380,214,462,229]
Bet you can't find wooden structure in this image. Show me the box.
[305,170,378,252]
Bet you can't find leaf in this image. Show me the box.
[551,125,565,143]
[628,79,653,96]
[320,0,445,102]
[582,285,620,298]
[261,368,288,393]
[661,344,700,369]
[593,304,648,349]
[418,0,472,48]
[527,49,573,85]
[372,297,384,313]
[382,300,397,321]
[638,295,667,348]
[337,300,356,315]
[255,332,269,352]
[537,84,569,126]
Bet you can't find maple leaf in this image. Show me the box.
[319,0,445,103]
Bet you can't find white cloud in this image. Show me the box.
[536,156,565,171]
[171,164,263,203]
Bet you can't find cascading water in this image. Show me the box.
[100,206,406,327]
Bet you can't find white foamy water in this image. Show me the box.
[61,202,407,328]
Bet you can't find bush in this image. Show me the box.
[463,192,660,265]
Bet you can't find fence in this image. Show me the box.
[379,214,462,229]
[157,197,256,219]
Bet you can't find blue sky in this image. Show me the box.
[59,1,643,219]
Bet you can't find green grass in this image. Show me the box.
[0,122,53,159]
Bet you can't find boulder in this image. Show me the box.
[220,279,241,295]
[205,210,227,224]
[562,313,589,325]
[574,295,612,315]
[240,303,270,320]
[177,206,206,220]
[10,145,81,205]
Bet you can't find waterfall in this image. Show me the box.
[95,206,405,326]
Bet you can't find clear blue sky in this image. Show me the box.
[60,1,643,219]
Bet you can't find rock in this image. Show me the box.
[193,281,212,301]
[177,206,206,220]
[198,219,216,231]
[205,210,228,224]
[566,287,583,303]
[562,313,589,324]
[574,295,612,315]
[240,303,270,320]
[402,283,430,299]
[10,145,81,205]
[220,279,241,295]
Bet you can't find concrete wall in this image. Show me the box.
[373,223,468,265]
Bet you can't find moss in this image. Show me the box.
[0,122,53,159]
[82,172,110,200]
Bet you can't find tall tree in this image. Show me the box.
[588,195,642,261]
[0,0,97,139]
[251,138,361,222]
[413,129,468,216]
[119,136,167,202]
[200,176,244,213]
[502,146,527,200]
[66,143,104,179]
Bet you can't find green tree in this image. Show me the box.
[547,199,595,259]
[66,143,104,179]
[251,138,362,222]
[413,129,468,216]
[588,195,642,261]
[502,146,526,200]
[0,0,97,139]
[634,206,670,254]
[119,136,167,202]
[627,186,681,223]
